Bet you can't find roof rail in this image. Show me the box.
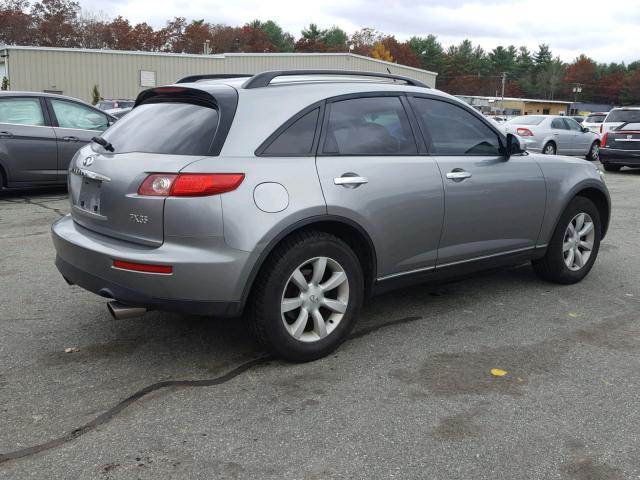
[176,73,253,84]
[241,70,429,89]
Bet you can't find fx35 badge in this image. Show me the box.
[129,213,149,224]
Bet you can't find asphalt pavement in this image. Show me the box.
[1,165,639,479]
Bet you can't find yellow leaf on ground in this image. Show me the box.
[491,368,508,377]
[568,312,578,317]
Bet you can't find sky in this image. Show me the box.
[81,0,640,64]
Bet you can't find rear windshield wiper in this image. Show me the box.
[91,136,115,152]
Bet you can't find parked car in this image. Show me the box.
[600,107,640,134]
[109,107,133,119]
[582,112,608,135]
[600,121,640,171]
[572,116,586,124]
[51,70,610,362]
[504,115,601,160]
[0,91,116,189]
[96,99,135,115]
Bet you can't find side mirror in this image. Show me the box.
[506,133,525,158]
[582,127,589,133]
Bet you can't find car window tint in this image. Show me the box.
[606,110,640,123]
[51,99,109,131]
[0,97,45,126]
[506,115,544,125]
[585,114,606,123]
[322,97,417,155]
[551,118,567,129]
[564,118,582,131]
[412,97,501,155]
[263,108,319,155]
[101,102,218,155]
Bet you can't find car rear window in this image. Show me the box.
[100,103,218,155]
[585,114,606,123]
[606,110,640,123]
[506,116,544,125]
[617,122,640,131]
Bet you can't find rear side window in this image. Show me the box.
[0,97,45,126]
[322,97,417,155]
[262,108,319,155]
[101,103,218,155]
[412,97,502,155]
[606,110,640,123]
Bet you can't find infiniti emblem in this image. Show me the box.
[309,294,320,304]
[83,156,95,167]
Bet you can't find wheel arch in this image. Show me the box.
[238,215,378,313]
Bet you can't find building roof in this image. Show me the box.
[457,94,572,105]
[0,45,437,76]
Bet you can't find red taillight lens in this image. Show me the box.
[113,260,173,274]
[600,133,608,147]
[138,173,244,197]
[516,128,534,137]
[600,124,603,133]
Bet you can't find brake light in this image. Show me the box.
[600,124,603,133]
[138,173,245,197]
[113,260,173,274]
[600,133,608,147]
[516,128,534,137]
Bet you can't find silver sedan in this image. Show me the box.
[504,115,601,161]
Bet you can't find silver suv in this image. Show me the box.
[52,70,610,362]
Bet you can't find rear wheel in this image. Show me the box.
[586,141,600,161]
[602,163,621,172]
[532,196,601,284]
[0,169,4,189]
[543,142,556,155]
[250,231,364,362]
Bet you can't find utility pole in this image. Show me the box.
[501,72,507,115]
[572,83,582,103]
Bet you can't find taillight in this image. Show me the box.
[600,133,608,147]
[138,173,244,197]
[113,260,173,274]
[600,124,603,133]
[516,128,534,137]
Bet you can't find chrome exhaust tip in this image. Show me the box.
[107,301,147,320]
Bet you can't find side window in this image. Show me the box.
[551,118,567,129]
[563,118,582,131]
[412,97,501,155]
[322,97,417,155]
[0,97,45,126]
[50,99,109,131]
[262,108,319,155]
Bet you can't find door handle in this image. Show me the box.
[334,175,368,187]
[0,131,13,138]
[446,170,472,181]
[63,136,79,142]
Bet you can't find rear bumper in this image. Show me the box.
[52,214,256,317]
[600,148,640,164]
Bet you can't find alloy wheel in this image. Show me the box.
[280,256,350,343]
[563,212,595,271]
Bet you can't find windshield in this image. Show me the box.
[100,102,219,155]
[585,114,606,123]
[505,116,544,125]
[606,110,640,123]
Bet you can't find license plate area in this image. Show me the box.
[78,178,102,214]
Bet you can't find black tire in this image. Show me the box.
[532,196,601,284]
[249,230,364,362]
[586,141,600,161]
[542,142,556,155]
[0,169,4,189]
[602,163,621,172]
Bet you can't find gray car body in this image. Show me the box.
[0,91,115,188]
[504,115,600,156]
[51,77,610,317]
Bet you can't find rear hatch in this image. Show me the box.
[602,122,640,152]
[602,109,640,133]
[68,85,236,246]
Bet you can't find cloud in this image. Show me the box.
[79,0,640,63]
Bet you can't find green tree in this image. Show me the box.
[1,76,9,90]
[322,26,348,51]
[250,20,294,51]
[408,34,445,73]
[91,84,101,104]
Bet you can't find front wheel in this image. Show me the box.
[532,196,601,284]
[586,141,600,161]
[543,142,557,155]
[250,231,364,362]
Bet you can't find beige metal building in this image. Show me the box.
[0,46,437,103]
[457,95,572,116]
